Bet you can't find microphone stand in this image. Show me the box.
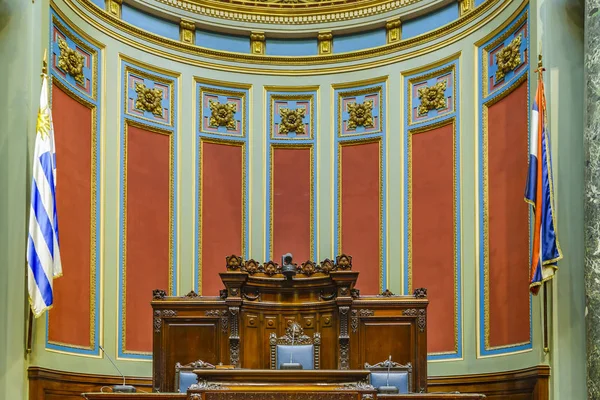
[99,345,136,393]
[378,355,399,394]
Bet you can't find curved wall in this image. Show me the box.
[31,0,546,383]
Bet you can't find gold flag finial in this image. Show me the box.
[42,49,48,76]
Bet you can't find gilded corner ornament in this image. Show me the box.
[134,83,163,116]
[279,108,306,135]
[495,34,522,81]
[346,101,374,130]
[209,100,237,130]
[57,38,85,86]
[459,0,474,16]
[417,81,447,115]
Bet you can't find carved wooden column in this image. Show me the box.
[220,260,247,367]
[331,255,359,369]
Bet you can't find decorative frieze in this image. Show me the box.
[386,18,401,43]
[250,32,266,55]
[180,20,196,44]
[318,31,333,55]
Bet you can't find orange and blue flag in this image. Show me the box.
[524,74,562,295]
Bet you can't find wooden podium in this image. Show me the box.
[151,255,429,393]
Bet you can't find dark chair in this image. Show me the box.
[364,359,412,394]
[174,360,214,393]
[269,322,321,370]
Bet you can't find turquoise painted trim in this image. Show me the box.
[333,82,387,293]
[121,4,179,41]
[117,60,178,360]
[477,6,533,356]
[264,89,319,263]
[333,29,386,54]
[45,9,102,357]
[266,38,318,56]
[402,3,460,39]
[402,58,462,361]
[193,82,250,293]
[197,29,250,54]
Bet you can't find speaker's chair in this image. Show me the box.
[364,359,412,394]
[174,360,214,393]
[269,322,321,370]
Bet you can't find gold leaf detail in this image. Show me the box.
[417,81,447,115]
[495,34,522,82]
[134,83,164,116]
[278,108,306,135]
[57,38,85,86]
[346,100,374,130]
[209,100,237,130]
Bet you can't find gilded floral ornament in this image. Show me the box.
[57,38,85,86]
[417,81,447,115]
[279,108,306,135]
[209,100,237,130]
[346,101,374,130]
[134,83,163,116]
[495,34,522,81]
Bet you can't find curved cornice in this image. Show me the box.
[57,0,523,75]
[149,0,420,25]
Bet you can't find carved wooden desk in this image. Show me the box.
[152,255,429,393]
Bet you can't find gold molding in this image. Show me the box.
[318,31,333,55]
[250,32,266,55]
[153,0,420,25]
[106,0,122,18]
[407,118,459,356]
[180,20,196,44]
[46,78,99,354]
[386,18,402,43]
[459,0,474,17]
[56,0,515,75]
[481,72,531,352]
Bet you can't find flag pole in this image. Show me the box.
[534,48,550,354]
[26,49,48,355]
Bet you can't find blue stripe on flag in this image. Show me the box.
[541,129,560,262]
[525,154,537,203]
[39,151,60,245]
[27,236,54,307]
[31,180,55,258]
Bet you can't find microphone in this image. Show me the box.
[99,345,136,393]
[378,355,399,394]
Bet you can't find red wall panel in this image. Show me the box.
[201,141,244,296]
[487,81,530,348]
[340,141,381,295]
[411,123,456,354]
[48,84,93,348]
[124,124,171,353]
[272,147,311,262]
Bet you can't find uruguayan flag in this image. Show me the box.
[27,75,62,317]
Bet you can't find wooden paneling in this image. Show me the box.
[28,365,549,400]
[429,365,549,400]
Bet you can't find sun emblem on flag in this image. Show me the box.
[36,107,51,139]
